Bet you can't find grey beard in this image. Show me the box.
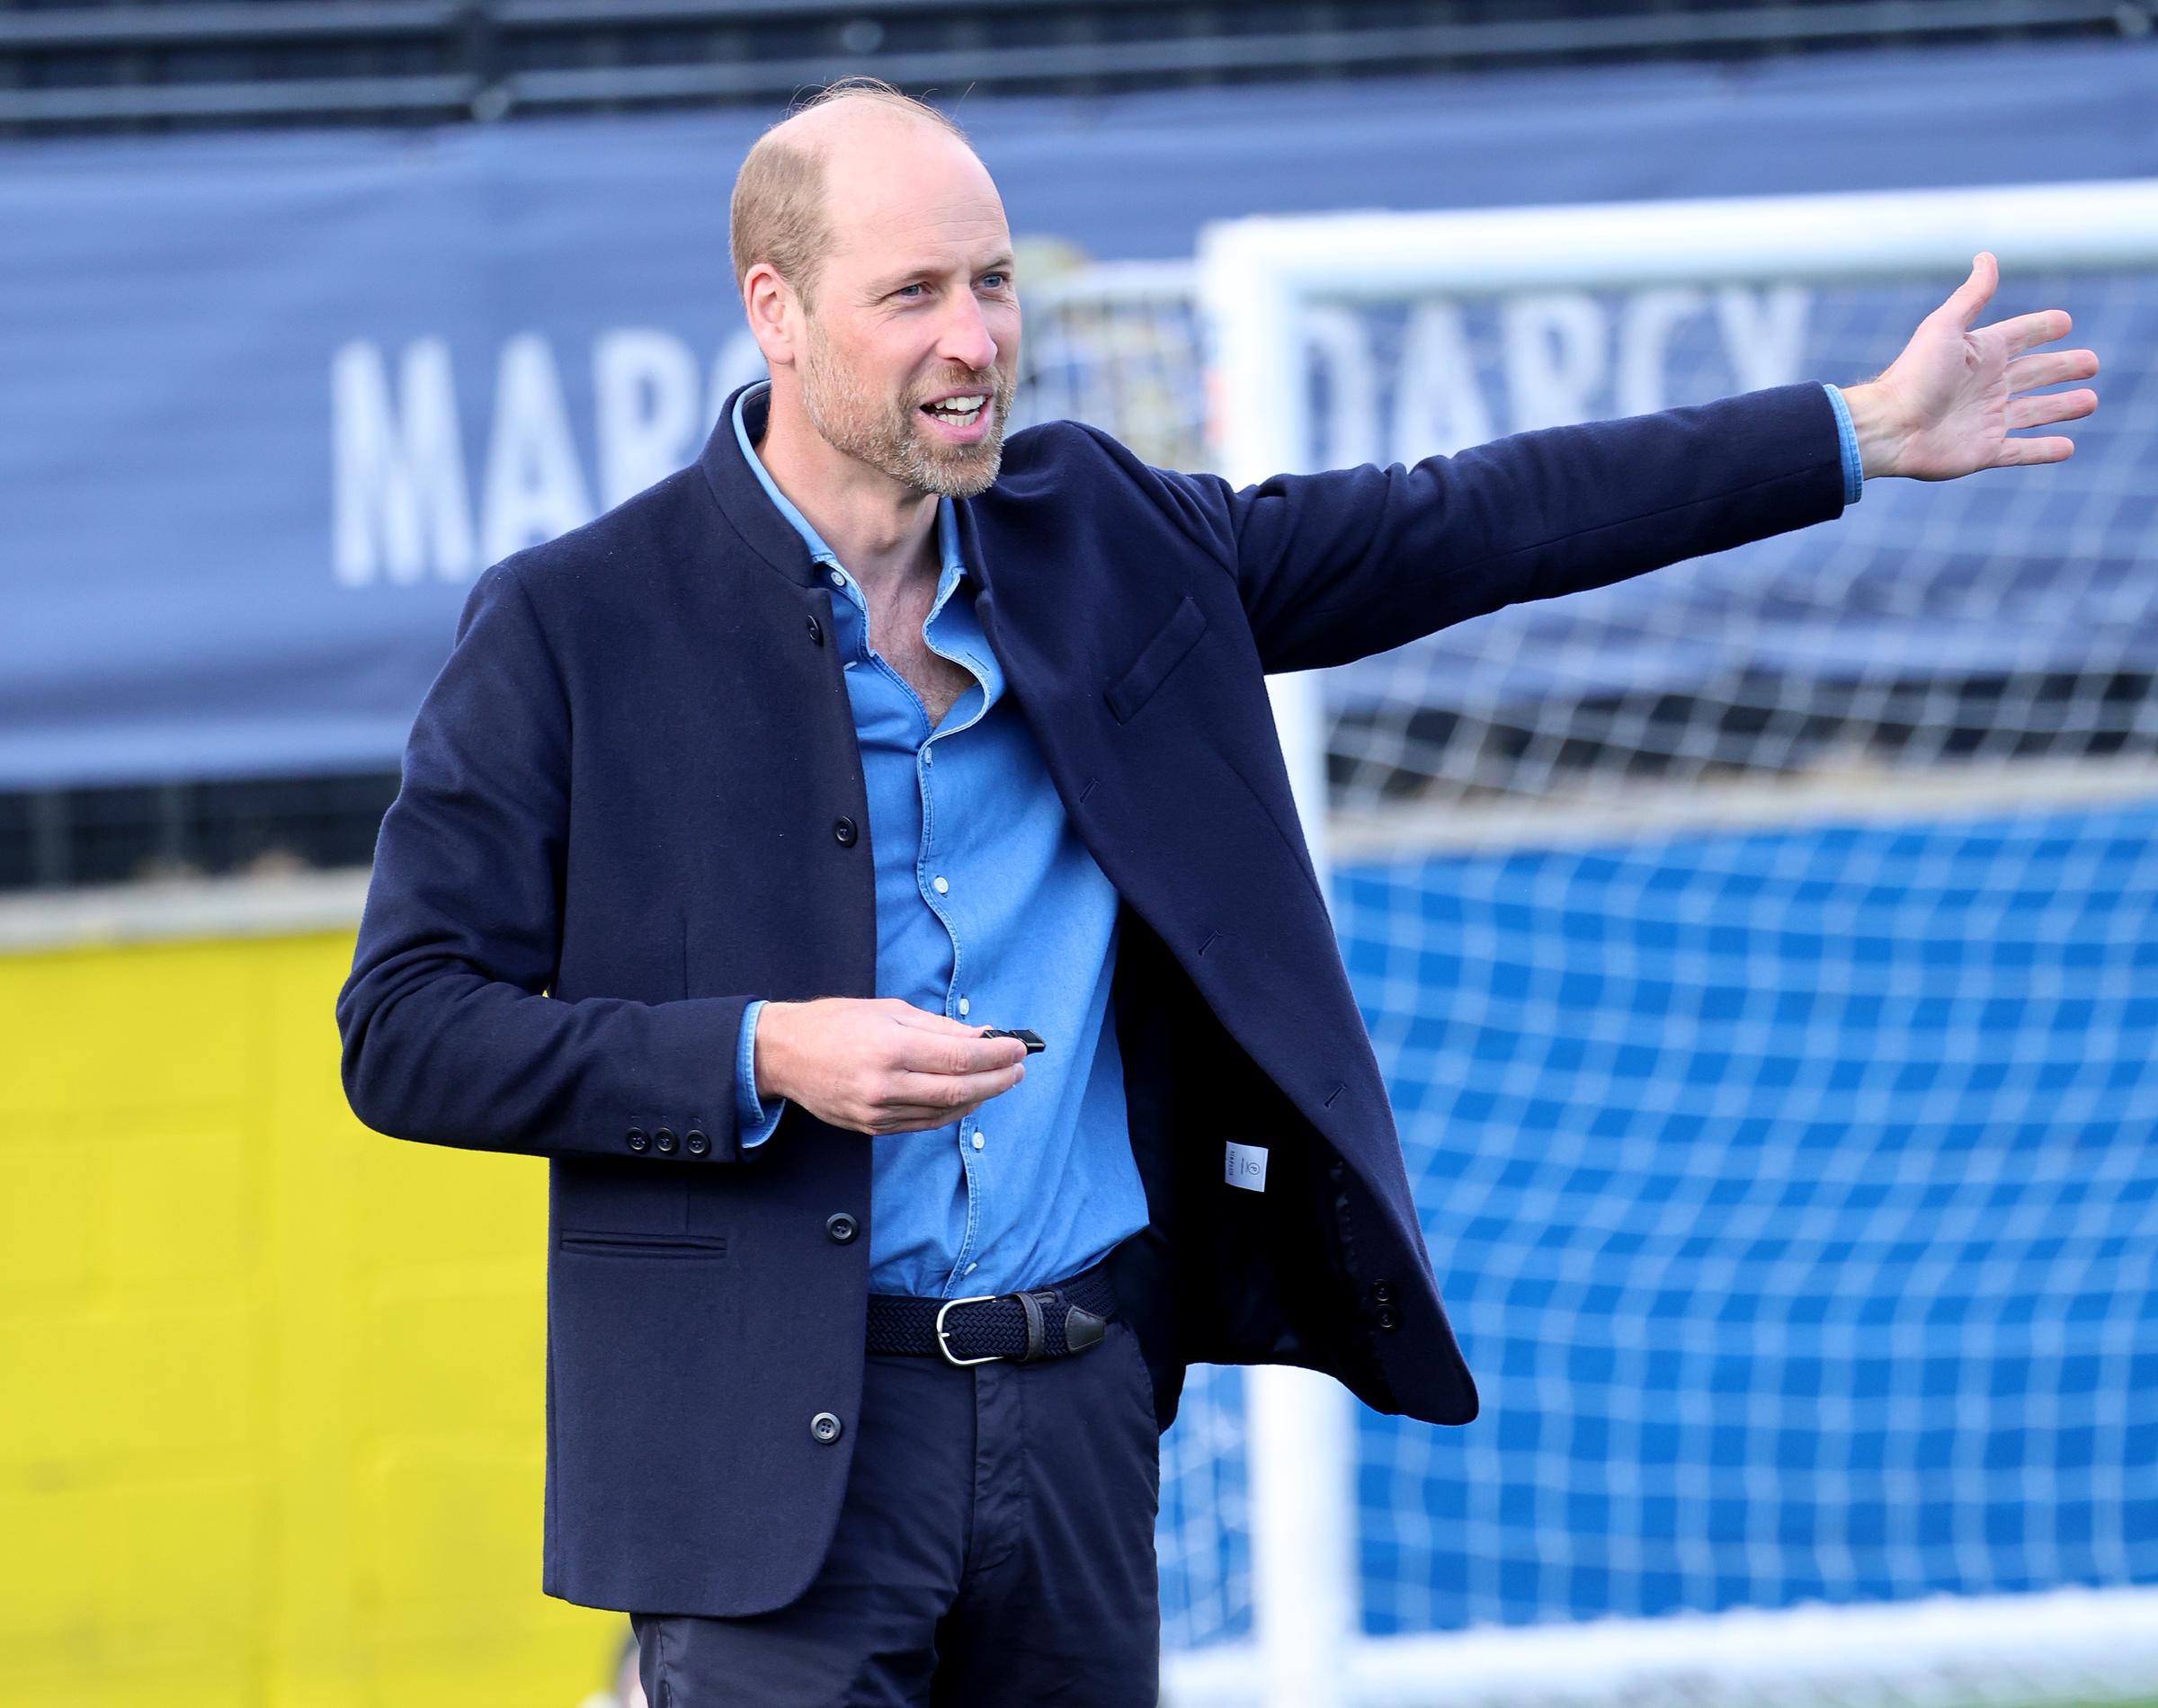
[799,332,1014,500]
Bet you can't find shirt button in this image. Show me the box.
[966,1263,977,1276]
[932,876,950,894]
[972,1133,985,1151]
[827,568,845,588]
[958,996,970,1016]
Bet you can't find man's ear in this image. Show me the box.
[742,262,800,369]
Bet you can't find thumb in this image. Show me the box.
[1943,251,1997,328]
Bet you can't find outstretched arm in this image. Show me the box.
[1841,252,2100,479]
[1164,381,1851,675]
[1159,255,2100,674]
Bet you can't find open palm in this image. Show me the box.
[1863,252,2100,480]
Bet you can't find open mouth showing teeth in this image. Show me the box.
[923,395,988,425]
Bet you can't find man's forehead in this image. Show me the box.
[832,203,1012,266]
[823,157,1010,269]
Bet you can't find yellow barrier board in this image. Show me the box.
[0,924,629,1708]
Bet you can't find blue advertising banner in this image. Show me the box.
[3,38,2154,787]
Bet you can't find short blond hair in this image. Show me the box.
[728,77,970,307]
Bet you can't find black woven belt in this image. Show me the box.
[867,1259,1117,1366]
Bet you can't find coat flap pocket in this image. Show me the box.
[1103,593,1209,725]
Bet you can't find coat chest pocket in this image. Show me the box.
[1103,594,1209,725]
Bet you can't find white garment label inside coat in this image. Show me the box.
[1225,1142,1269,1192]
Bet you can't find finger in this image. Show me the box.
[872,1099,1001,1136]
[891,1030,1026,1075]
[886,1007,1029,1067]
[2005,388,2096,431]
[2004,348,2099,394]
[887,1062,1026,1113]
[1984,308,2073,359]
[1940,251,1997,330]
[1987,435,2075,468]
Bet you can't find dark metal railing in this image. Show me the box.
[0,0,2143,132]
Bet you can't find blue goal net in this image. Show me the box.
[1161,797,2158,1648]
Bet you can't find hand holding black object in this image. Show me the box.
[979,1027,1046,1054]
[753,998,1028,1135]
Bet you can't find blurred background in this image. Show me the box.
[4,2,2156,1704]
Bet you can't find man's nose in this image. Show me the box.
[936,296,999,374]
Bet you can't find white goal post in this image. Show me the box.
[1162,180,2158,1708]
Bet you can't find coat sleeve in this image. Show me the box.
[335,560,759,1165]
[1148,381,1850,674]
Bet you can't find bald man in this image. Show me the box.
[339,76,2099,1708]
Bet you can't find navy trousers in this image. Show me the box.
[630,1318,1164,1705]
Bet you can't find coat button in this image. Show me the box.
[1376,1308,1399,1330]
[833,816,858,847]
[825,1212,858,1244]
[626,1127,649,1153]
[685,1129,709,1157]
[1370,1281,1394,1304]
[806,613,824,645]
[810,1411,843,1444]
[654,1127,678,1154]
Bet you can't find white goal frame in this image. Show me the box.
[1177,178,2158,1708]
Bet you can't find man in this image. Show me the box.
[336,76,2098,1707]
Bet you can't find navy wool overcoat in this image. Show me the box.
[337,379,1849,1616]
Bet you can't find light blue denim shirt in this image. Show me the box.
[729,382,1150,1299]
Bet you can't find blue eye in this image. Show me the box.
[980,273,1009,290]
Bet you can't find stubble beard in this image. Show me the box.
[798,313,1016,500]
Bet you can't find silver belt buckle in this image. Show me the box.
[934,1293,1009,1367]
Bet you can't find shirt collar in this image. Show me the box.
[732,380,966,586]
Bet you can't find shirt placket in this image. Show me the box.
[825,552,996,1297]
[918,582,994,1295]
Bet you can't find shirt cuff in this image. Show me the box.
[1822,382,1865,507]
[736,999,787,1149]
